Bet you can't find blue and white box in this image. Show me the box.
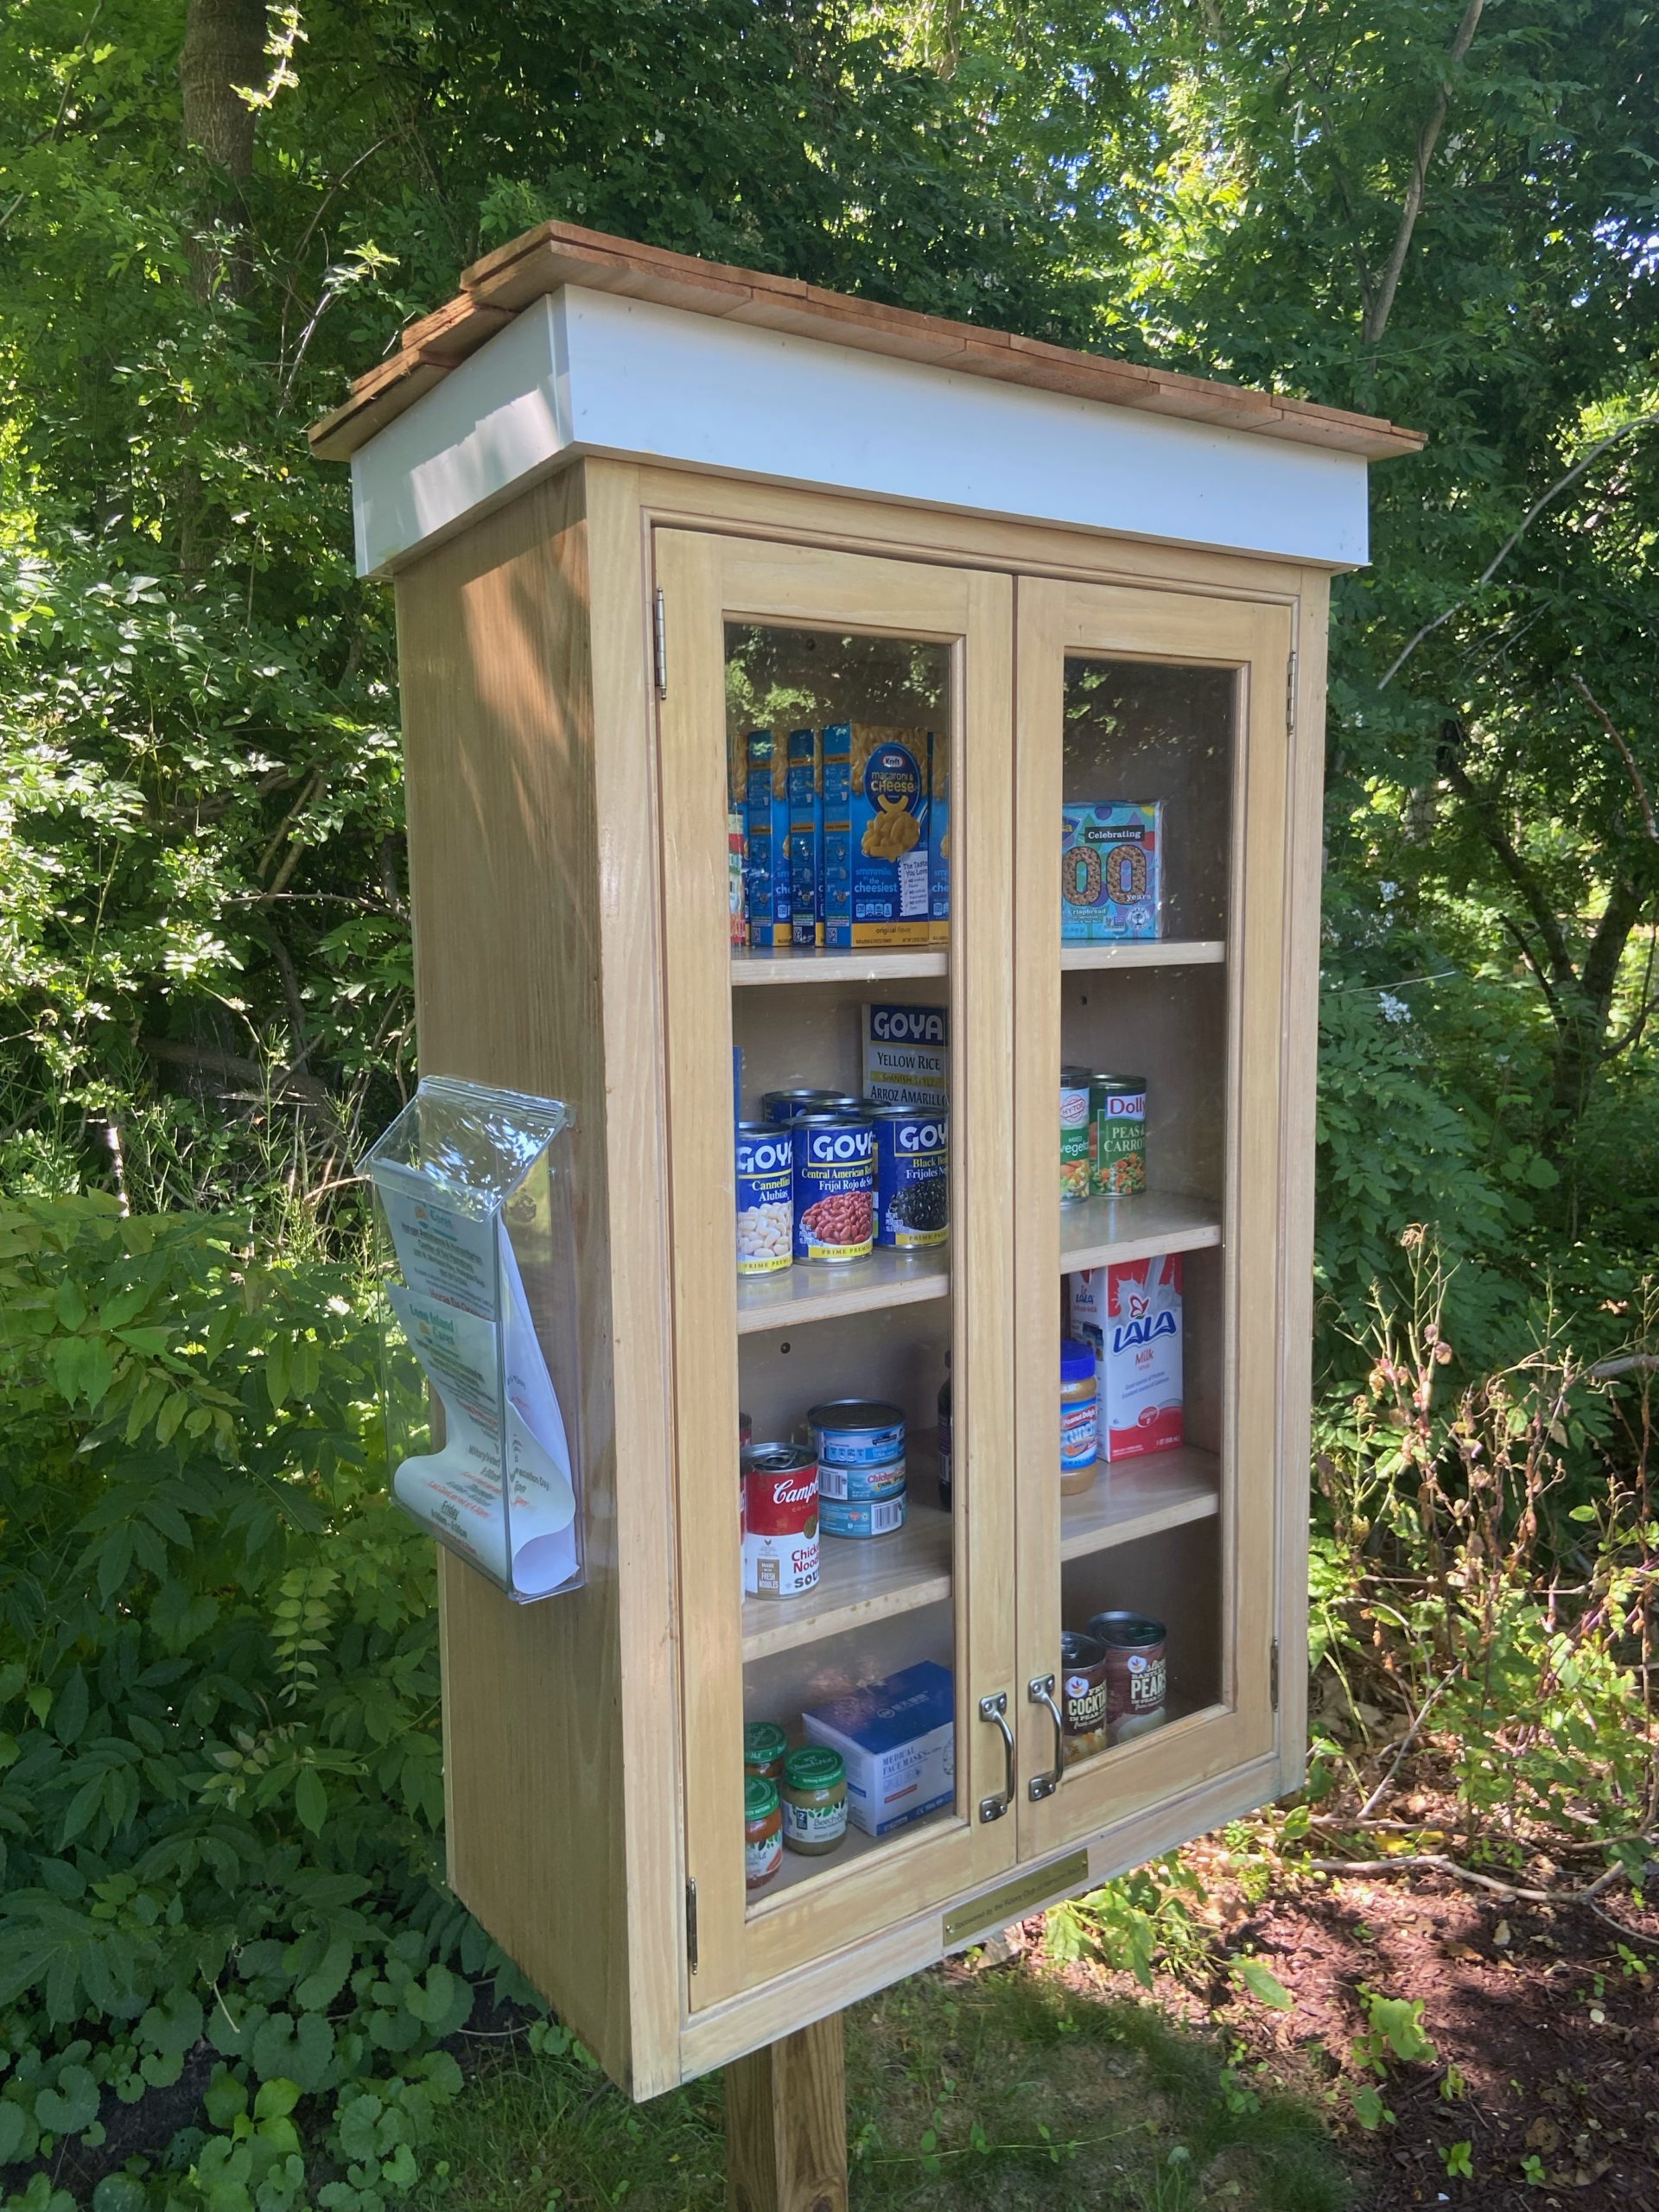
[786,727,823,948]
[803,1660,955,1837]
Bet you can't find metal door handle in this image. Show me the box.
[978,1693,1014,1821]
[1027,1674,1065,1800]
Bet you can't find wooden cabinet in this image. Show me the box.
[315,221,1415,2100]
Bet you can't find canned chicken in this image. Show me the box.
[820,1490,907,1539]
[807,1400,906,1467]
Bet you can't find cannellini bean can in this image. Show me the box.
[742,1444,819,1597]
[735,1121,793,1275]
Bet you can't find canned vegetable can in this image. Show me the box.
[1088,1611,1167,1741]
[1086,1073,1147,1198]
[1059,1073,1091,1205]
[735,1121,792,1275]
[791,1115,875,1262]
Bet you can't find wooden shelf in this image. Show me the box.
[1059,1189,1221,1272]
[731,944,948,987]
[1059,1447,1220,1561]
[742,1501,952,1659]
[736,1246,949,1334]
[748,1799,956,1911]
[1061,938,1224,972]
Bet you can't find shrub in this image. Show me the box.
[0,1195,528,2212]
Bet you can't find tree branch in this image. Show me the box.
[1362,0,1485,347]
[1570,671,1659,842]
[1379,412,1659,689]
[1440,747,1575,990]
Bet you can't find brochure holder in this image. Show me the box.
[364,1077,585,1602]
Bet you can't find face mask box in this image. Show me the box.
[861,1002,949,1111]
[803,1660,955,1837]
[1068,1255,1184,1459]
[823,723,931,946]
[746,728,791,947]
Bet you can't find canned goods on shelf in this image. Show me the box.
[1058,1628,1110,1764]
[760,1089,864,1123]
[735,1121,792,1275]
[791,1115,875,1262]
[870,1106,949,1249]
[742,1443,819,1598]
[1084,1071,1147,1198]
[820,1489,906,1540]
[806,1400,906,1467]
[1088,1611,1168,1742]
[1059,1072,1091,1205]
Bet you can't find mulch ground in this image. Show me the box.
[1052,1840,1659,2211]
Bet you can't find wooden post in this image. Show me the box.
[723,2013,848,2212]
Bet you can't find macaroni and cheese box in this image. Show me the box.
[1060,803,1163,942]
[1068,1256,1184,1460]
[803,1660,955,1837]
[746,729,791,947]
[786,727,823,948]
[861,1002,949,1111]
[823,722,931,947]
[928,729,950,943]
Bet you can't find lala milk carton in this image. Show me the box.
[786,726,823,948]
[1068,1255,1183,1461]
[823,723,931,947]
[746,729,791,947]
[803,1660,955,1837]
[861,1002,949,1112]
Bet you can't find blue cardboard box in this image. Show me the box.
[803,1659,955,1837]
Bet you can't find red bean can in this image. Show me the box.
[1089,1611,1167,1742]
[742,1443,819,1598]
[791,1115,874,1262]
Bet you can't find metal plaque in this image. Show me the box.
[941,1849,1092,1948]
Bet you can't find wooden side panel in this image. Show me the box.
[397,464,643,2090]
[1275,574,1331,1791]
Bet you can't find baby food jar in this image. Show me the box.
[780,1747,849,1855]
[743,1721,788,1783]
[744,1776,783,1889]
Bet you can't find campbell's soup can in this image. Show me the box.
[1089,1611,1167,1742]
[742,1443,819,1598]
[1058,1629,1110,1764]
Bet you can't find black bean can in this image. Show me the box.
[870,1105,948,1250]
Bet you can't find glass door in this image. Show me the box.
[1012,577,1295,1858]
[653,530,1017,2007]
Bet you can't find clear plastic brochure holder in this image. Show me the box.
[365,1077,585,1602]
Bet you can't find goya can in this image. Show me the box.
[742,1442,819,1597]
[1060,1071,1092,1205]
[1087,1073,1147,1198]
[820,1489,906,1539]
[871,1106,949,1249]
[791,1115,874,1262]
[1088,1611,1167,1742]
[735,1121,792,1276]
[761,1089,861,1124]
[1058,1629,1110,1764]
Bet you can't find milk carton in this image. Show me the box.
[861,1002,949,1111]
[803,1660,955,1837]
[1068,1256,1183,1460]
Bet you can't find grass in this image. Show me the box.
[411,1954,1351,2212]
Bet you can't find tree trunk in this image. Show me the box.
[180,0,265,299]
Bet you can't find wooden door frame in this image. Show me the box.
[652,528,1020,2006]
[1011,576,1296,1861]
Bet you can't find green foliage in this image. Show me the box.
[0,1194,528,2210]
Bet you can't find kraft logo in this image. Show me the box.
[870,1006,947,1045]
[739,1140,791,1173]
[896,1121,946,1152]
[1112,1310,1178,1352]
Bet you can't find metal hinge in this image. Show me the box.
[653,588,668,699]
[685,1877,698,1974]
[1286,649,1299,737]
[1270,1639,1281,1713]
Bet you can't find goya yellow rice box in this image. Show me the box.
[823,723,931,947]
